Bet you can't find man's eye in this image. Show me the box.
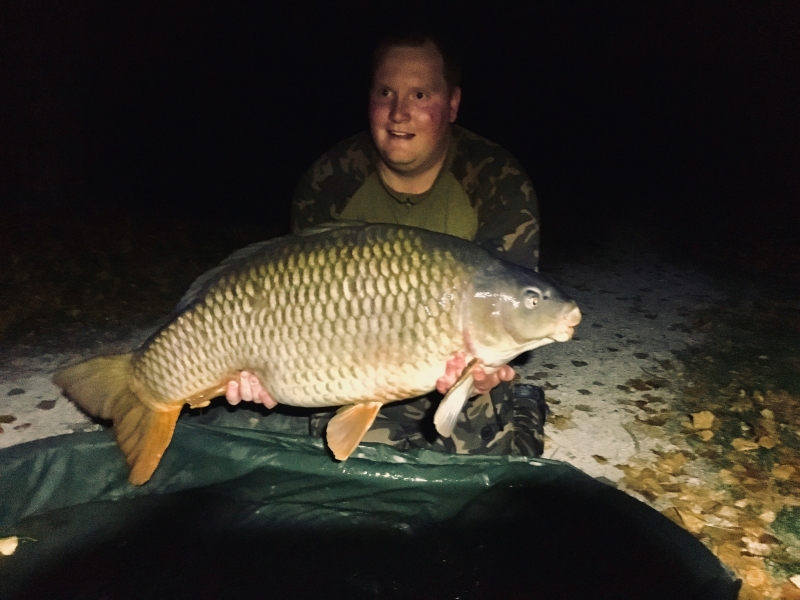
[379,89,391,97]
[415,91,425,100]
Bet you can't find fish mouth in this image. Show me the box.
[549,305,582,342]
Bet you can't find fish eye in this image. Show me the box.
[524,287,542,309]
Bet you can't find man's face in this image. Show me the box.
[369,41,461,178]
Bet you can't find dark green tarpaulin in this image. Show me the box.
[0,408,739,599]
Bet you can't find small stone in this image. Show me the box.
[790,575,800,588]
[6,389,24,396]
[36,400,57,410]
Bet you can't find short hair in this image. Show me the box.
[371,28,462,92]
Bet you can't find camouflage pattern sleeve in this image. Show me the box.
[450,126,541,271]
[291,132,377,233]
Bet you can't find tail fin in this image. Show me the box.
[52,354,182,485]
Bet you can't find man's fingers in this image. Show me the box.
[258,391,278,409]
[239,371,253,401]
[498,366,515,382]
[225,381,242,405]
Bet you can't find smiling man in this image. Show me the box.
[232,29,546,457]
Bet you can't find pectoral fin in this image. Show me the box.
[326,401,383,461]
[433,359,480,438]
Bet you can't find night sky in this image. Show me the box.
[2,1,799,270]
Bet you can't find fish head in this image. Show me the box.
[468,263,581,361]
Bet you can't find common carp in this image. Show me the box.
[53,222,581,484]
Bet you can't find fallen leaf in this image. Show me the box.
[548,414,575,430]
[697,430,715,441]
[772,465,796,480]
[757,435,778,449]
[676,510,706,534]
[592,455,608,464]
[742,536,771,557]
[691,411,715,430]
[758,511,776,524]
[780,582,800,600]
[732,438,759,452]
[744,567,769,587]
[626,378,652,391]
[717,506,739,518]
[0,536,18,556]
[0,415,16,424]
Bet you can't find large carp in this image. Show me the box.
[54,222,581,484]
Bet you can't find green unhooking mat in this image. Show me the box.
[0,408,739,599]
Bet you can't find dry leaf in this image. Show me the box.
[719,469,739,485]
[756,435,778,449]
[691,411,715,429]
[744,567,769,587]
[780,582,800,600]
[717,506,739,518]
[732,438,759,452]
[791,575,800,588]
[758,511,776,524]
[742,536,771,556]
[772,465,796,480]
[0,536,18,556]
[676,510,706,534]
[697,430,714,441]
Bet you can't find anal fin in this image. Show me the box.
[433,358,480,438]
[117,403,183,485]
[326,402,383,461]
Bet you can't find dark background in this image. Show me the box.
[1,1,799,337]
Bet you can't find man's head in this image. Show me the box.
[368,32,462,183]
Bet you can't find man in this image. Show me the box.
[228,30,546,456]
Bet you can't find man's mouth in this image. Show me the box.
[388,130,414,140]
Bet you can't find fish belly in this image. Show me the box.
[132,226,471,409]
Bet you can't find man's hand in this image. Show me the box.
[435,353,515,395]
[225,371,277,409]
[472,363,515,394]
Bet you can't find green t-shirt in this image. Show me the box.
[291,125,540,271]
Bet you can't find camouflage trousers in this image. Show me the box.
[309,381,546,457]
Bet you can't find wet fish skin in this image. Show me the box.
[53,222,580,484]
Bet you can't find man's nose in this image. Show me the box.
[389,97,410,122]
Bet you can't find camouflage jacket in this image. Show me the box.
[291,125,541,271]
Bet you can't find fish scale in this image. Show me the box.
[134,226,465,408]
[53,222,581,483]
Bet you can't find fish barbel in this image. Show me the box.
[53,222,581,484]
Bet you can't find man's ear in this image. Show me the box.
[449,86,462,123]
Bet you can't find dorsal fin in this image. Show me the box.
[175,220,368,313]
